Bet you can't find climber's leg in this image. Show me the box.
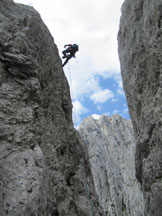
[62,55,72,67]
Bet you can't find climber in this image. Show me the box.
[62,44,79,67]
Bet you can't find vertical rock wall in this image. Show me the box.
[0,0,103,215]
[118,0,162,215]
[79,115,144,216]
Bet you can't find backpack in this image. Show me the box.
[72,44,79,52]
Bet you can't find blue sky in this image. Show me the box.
[14,0,129,127]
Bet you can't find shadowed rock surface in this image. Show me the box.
[79,115,144,216]
[0,0,104,215]
[118,0,162,215]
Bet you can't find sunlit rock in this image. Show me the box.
[79,115,144,216]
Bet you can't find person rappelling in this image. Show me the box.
[62,44,79,67]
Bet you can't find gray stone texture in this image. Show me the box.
[0,0,103,215]
[118,0,162,215]
[79,115,144,216]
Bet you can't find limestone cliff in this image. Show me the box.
[118,0,162,215]
[0,0,103,215]
[79,115,144,216]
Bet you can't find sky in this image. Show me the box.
[14,0,129,128]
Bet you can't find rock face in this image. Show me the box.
[79,115,144,216]
[0,0,103,215]
[118,0,162,215]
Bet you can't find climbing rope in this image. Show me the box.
[67,63,95,216]
[75,57,78,63]
[67,62,78,126]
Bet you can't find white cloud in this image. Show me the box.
[13,0,126,123]
[112,98,119,103]
[113,74,125,96]
[104,112,111,116]
[123,107,129,115]
[72,101,88,126]
[113,109,119,115]
[14,0,33,6]
[65,72,100,100]
[90,89,114,104]
[117,88,125,96]
[14,0,124,73]
[122,104,129,116]
[92,114,101,120]
[117,79,123,89]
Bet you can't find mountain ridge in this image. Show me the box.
[79,114,144,216]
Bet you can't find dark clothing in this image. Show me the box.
[62,53,73,67]
[62,44,78,67]
[62,48,76,58]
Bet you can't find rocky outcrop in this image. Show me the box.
[0,0,103,215]
[79,115,144,216]
[118,0,162,215]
